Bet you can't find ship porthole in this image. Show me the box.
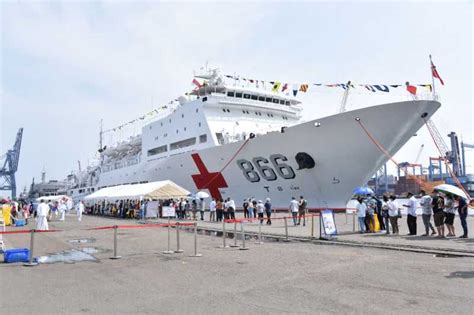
[355,117,361,121]
[421,112,428,118]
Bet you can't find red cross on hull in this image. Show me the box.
[191,153,228,200]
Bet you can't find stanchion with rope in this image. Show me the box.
[110,225,121,259]
[175,222,184,253]
[189,222,202,257]
[283,217,290,242]
[162,217,174,254]
[256,221,264,245]
[239,222,249,250]
[310,214,315,239]
[220,219,229,248]
[230,221,239,248]
[23,229,38,267]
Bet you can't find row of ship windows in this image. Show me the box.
[150,109,200,130]
[148,134,208,156]
[227,91,291,106]
[153,123,202,140]
[222,108,288,119]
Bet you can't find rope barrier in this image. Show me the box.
[0,229,62,235]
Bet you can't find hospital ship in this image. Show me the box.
[67,69,441,210]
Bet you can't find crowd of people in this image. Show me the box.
[356,190,469,238]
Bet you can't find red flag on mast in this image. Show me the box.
[430,57,444,85]
[405,81,417,95]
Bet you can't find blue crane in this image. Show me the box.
[0,128,24,199]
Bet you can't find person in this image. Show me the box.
[289,197,299,225]
[403,192,417,235]
[77,200,84,222]
[199,198,205,221]
[58,200,67,222]
[216,199,224,222]
[251,198,257,218]
[242,199,249,218]
[264,198,272,225]
[247,198,254,219]
[387,195,399,235]
[365,195,376,233]
[381,195,390,234]
[297,196,307,226]
[139,200,147,220]
[432,191,445,238]
[209,198,216,222]
[419,190,436,236]
[457,196,468,238]
[36,199,50,230]
[443,193,456,237]
[191,199,198,220]
[256,200,265,224]
[356,197,367,233]
[228,198,236,220]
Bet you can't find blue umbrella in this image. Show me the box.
[352,186,374,195]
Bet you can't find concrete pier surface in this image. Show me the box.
[1,214,473,314]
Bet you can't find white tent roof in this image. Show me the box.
[84,180,190,201]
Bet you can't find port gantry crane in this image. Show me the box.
[0,128,24,199]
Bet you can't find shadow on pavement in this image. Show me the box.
[446,271,474,279]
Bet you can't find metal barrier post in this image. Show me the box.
[319,213,323,240]
[240,222,249,250]
[175,222,184,253]
[220,219,229,248]
[110,225,121,259]
[189,222,202,257]
[352,210,356,232]
[311,214,315,239]
[256,221,263,244]
[345,211,348,224]
[230,221,239,247]
[283,217,290,242]
[23,229,38,267]
[163,217,174,254]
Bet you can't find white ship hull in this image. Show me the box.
[90,100,440,209]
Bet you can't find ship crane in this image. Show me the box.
[0,128,24,199]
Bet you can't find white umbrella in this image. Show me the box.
[195,191,210,199]
[434,184,470,200]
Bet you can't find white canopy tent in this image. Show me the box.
[83,180,190,201]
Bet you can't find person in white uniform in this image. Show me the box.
[76,201,84,222]
[58,200,67,222]
[36,199,50,231]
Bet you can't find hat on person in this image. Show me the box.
[266,198,271,202]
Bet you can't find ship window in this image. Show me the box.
[265,97,272,102]
[199,134,207,143]
[242,110,246,114]
[258,96,265,101]
[182,114,184,118]
[255,112,258,115]
[176,129,179,134]
[285,100,290,105]
[170,137,196,150]
[202,97,207,102]
[161,122,163,126]
[198,122,201,127]
[235,92,243,98]
[227,109,230,113]
[148,145,167,156]
[169,119,171,123]
[251,94,258,100]
[273,99,279,104]
[279,100,285,105]
[259,112,262,116]
[184,127,187,131]
[243,93,251,99]
[196,108,199,113]
[222,108,226,113]
[227,91,235,97]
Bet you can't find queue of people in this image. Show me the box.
[356,190,469,238]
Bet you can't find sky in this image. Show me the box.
[1,0,473,198]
